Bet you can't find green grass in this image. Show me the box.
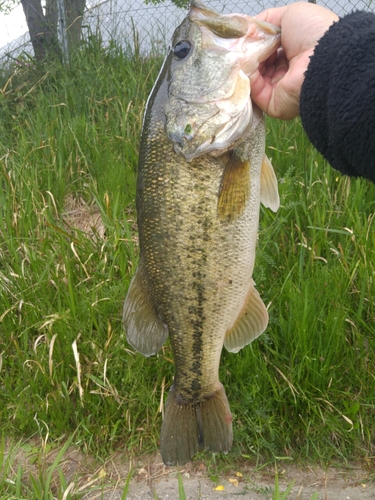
[0,434,77,499]
[0,34,374,497]
[226,120,375,464]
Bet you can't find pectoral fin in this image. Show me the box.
[217,152,250,222]
[123,263,168,357]
[224,280,268,353]
[260,155,280,212]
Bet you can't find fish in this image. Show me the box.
[123,0,281,466]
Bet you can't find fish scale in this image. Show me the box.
[123,0,281,465]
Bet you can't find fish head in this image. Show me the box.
[165,0,281,161]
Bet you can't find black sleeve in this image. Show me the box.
[300,10,375,183]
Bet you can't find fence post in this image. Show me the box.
[56,0,69,64]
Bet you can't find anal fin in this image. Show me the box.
[217,151,250,222]
[122,262,168,357]
[224,280,268,353]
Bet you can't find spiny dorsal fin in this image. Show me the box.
[123,263,168,357]
[217,152,250,222]
[260,155,280,212]
[224,280,268,353]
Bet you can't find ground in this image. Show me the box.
[123,460,375,500]
[81,454,375,500]
[6,439,375,499]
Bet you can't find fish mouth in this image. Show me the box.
[165,2,281,161]
[168,99,251,161]
[166,68,252,161]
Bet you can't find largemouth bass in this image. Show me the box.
[123,0,281,466]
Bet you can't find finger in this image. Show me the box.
[270,49,289,83]
[262,50,278,68]
[250,75,274,114]
[254,6,288,27]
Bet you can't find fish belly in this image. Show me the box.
[142,126,263,465]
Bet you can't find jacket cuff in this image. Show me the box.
[300,11,375,182]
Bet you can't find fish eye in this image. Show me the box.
[173,40,191,60]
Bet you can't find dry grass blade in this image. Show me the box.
[72,339,84,405]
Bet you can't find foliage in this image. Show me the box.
[0,0,18,14]
[145,0,190,9]
[0,32,374,485]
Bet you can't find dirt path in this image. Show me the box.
[86,454,375,500]
[6,440,375,499]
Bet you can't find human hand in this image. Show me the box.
[250,2,339,120]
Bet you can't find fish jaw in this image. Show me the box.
[165,1,280,160]
[166,69,252,161]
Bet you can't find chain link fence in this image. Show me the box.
[0,0,374,68]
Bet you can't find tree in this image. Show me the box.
[20,0,59,61]
[19,0,86,62]
[64,0,86,52]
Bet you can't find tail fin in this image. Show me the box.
[160,383,233,466]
